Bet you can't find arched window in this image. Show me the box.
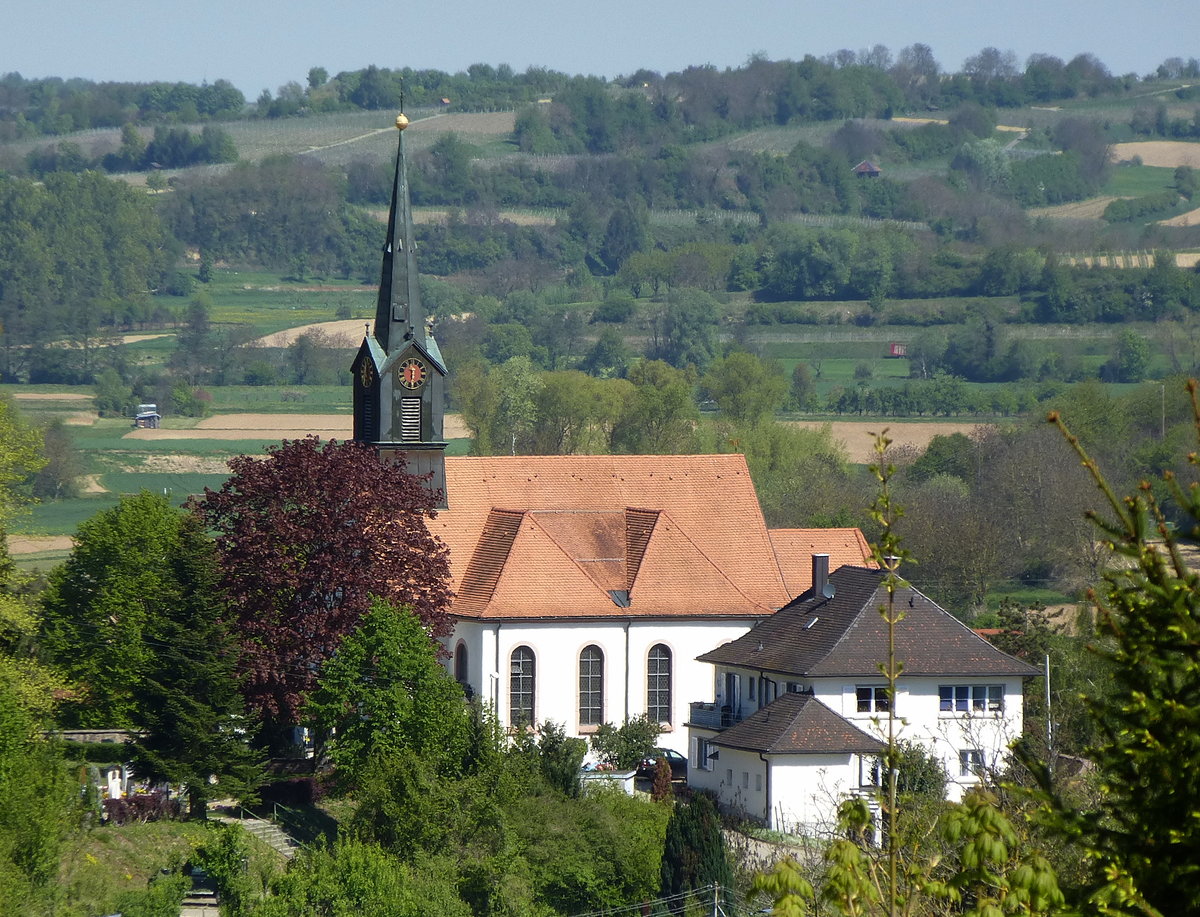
[647,644,672,723]
[454,641,469,684]
[579,645,604,726]
[510,646,535,726]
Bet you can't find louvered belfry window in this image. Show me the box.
[400,398,421,441]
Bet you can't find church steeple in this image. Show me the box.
[351,110,448,507]
[375,112,425,354]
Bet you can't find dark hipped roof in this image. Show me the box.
[698,566,1039,678]
[712,692,885,755]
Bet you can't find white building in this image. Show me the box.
[688,557,1038,833]
[429,454,876,758]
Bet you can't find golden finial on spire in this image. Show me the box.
[395,113,409,130]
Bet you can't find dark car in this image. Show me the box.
[637,747,687,781]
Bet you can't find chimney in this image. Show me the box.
[812,553,830,598]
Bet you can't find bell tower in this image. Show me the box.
[351,111,448,506]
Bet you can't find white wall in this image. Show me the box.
[443,617,757,757]
[699,668,1028,805]
[811,675,1026,802]
[688,736,864,833]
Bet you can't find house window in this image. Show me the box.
[939,685,1004,714]
[741,771,749,789]
[647,644,672,723]
[748,677,756,701]
[959,749,984,777]
[726,768,733,785]
[755,773,763,792]
[579,645,604,726]
[691,736,714,771]
[856,686,891,713]
[510,646,535,726]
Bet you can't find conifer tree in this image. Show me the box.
[660,792,734,909]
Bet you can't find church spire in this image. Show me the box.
[374,111,425,354]
[351,108,448,507]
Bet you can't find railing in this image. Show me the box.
[689,702,743,729]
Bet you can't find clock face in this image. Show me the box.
[397,357,428,390]
[359,362,375,386]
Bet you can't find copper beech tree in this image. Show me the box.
[190,437,451,731]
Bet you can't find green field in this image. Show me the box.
[1103,164,1178,196]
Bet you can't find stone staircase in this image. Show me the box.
[179,884,219,917]
[180,869,219,917]
[211,810,300,859]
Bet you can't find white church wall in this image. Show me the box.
[444,617,758,757]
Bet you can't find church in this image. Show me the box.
[348,113,1034,831]
[348,112,873,757]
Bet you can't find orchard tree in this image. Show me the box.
[191,437,451,731]
[701,351,788,426]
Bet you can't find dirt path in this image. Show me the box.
[9,392,91,401]
[1159,205,1200,227]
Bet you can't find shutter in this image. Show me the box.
[842,685,855,716]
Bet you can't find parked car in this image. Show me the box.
[636,747,687,781]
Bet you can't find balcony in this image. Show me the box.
[688,702,744,729]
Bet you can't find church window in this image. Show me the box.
[510,646,535,726]
[578,645,604,726]
[454,641,468,684]
[647,644,672,723]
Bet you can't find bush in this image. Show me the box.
[589,715,661,770]
[103,792,182,825]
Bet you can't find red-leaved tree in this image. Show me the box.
[190,437,451,729]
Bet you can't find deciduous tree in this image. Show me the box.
[191,437,451,731]
[40,492,210,727]
[307,600,469,787]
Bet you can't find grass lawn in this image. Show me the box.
[55,820,209,915]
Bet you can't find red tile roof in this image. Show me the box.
[711,692,885,755]
[431,455,870,621]
[769,528,877,595]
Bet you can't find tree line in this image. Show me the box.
[6,46,1194,143]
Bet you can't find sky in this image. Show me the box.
[3,0,1198,97]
